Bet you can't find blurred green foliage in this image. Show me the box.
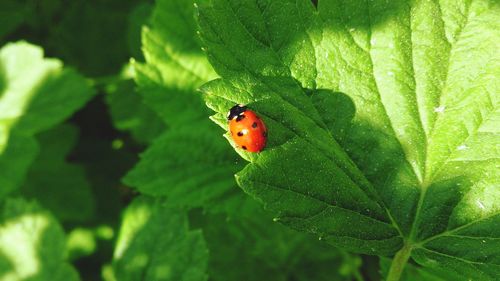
[0,0,497,281]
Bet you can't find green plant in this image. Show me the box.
[197,0,499,280]
[0,0,497,281]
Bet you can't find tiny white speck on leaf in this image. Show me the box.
[387,71,394,77]
[477,200,485,210]
[434,105,446,113]
[457,144,468,151]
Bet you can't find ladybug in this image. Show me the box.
[227,104,267,152]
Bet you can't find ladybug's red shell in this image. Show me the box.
[227,105,267,153]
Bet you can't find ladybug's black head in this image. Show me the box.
[227,104,247,120]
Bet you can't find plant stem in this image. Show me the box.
[386,244,412,281]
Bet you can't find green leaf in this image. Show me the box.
[21,124,95,222]
[128,0,257,215]
[195,210,362,281]
[127,3,153,60]
[124,123,247,211]
[0,41,95,198]
[112,196,208,281]
[105,78,165,144]
[0,42,95,141]
[197,0,500,279]
[123,1,364,279]
[134,0,216,126]
[380,257,450,281]
[0,198,80,281]
[0,134,38,199]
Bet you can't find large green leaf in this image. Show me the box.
[197,0,499,279]
[129,2,363,280]
[0,41,95,198]
[0,198,80,281]
[112,196,208,281]
[127,0,258,215]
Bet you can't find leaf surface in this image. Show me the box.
[197,0,500,278]
[196,210,361,281]
[0,198,80,281]
[106,78,165,144]
[0,41,95,198]
[112,196,208,281]
[127,0,257,215]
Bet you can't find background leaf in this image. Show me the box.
[0,198,80,281]
[0,41,95,198]
[128,0,250,214]
[192,209,362,281]
[105,78,165,145]
[112,196,208,281]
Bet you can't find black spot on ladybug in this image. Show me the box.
[242,146,247,150]
[236,114,245,122]
[263,131,267,137]
[237,132,244,137]
[252,122,258,128]
[227,104,247,120]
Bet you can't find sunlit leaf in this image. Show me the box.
[127,0,252,215]
[197,0,500,279]
[112,196,208,281]
[0,41,95,198]
[0,198,79,281]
